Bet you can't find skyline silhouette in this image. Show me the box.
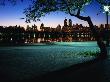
[0,18,110,44]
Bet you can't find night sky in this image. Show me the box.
[0,0,110,29]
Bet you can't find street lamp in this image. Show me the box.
[103,5,110,46]
[104,6,110,28]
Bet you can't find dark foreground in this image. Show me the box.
[0,44,109,82]
[1,55,110,82]
[27,57,109,82]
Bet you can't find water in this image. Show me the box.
[0,41,108,81]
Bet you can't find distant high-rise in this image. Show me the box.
[64,18,67,26]
[105,24,110,29]
[40,23,44,31]
[40,23,44,29]
[69,19,72,27]
[99,24,104,29]
[32,24,38,31]
[26,25,31,31]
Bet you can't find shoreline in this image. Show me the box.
[0,41,98,47]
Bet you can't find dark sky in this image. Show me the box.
[0,0,110,29]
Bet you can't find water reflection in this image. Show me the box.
[0,36,96,44]
[24,36,96,44]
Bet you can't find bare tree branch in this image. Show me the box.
[63,0,88,21]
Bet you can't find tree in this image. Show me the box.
[0,0,109,58]
[23,0,109,58]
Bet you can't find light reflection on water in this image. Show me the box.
[24,37,96,44]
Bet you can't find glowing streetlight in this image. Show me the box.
[104,6,110,12]
[103,5,110,46]
[103,6,110,28]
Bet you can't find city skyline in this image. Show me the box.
[1,18,110,30]
[0,18,109,44]
[0,0,110,30]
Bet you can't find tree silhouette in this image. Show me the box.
[0,0,109,58]
[23,0,109,58]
